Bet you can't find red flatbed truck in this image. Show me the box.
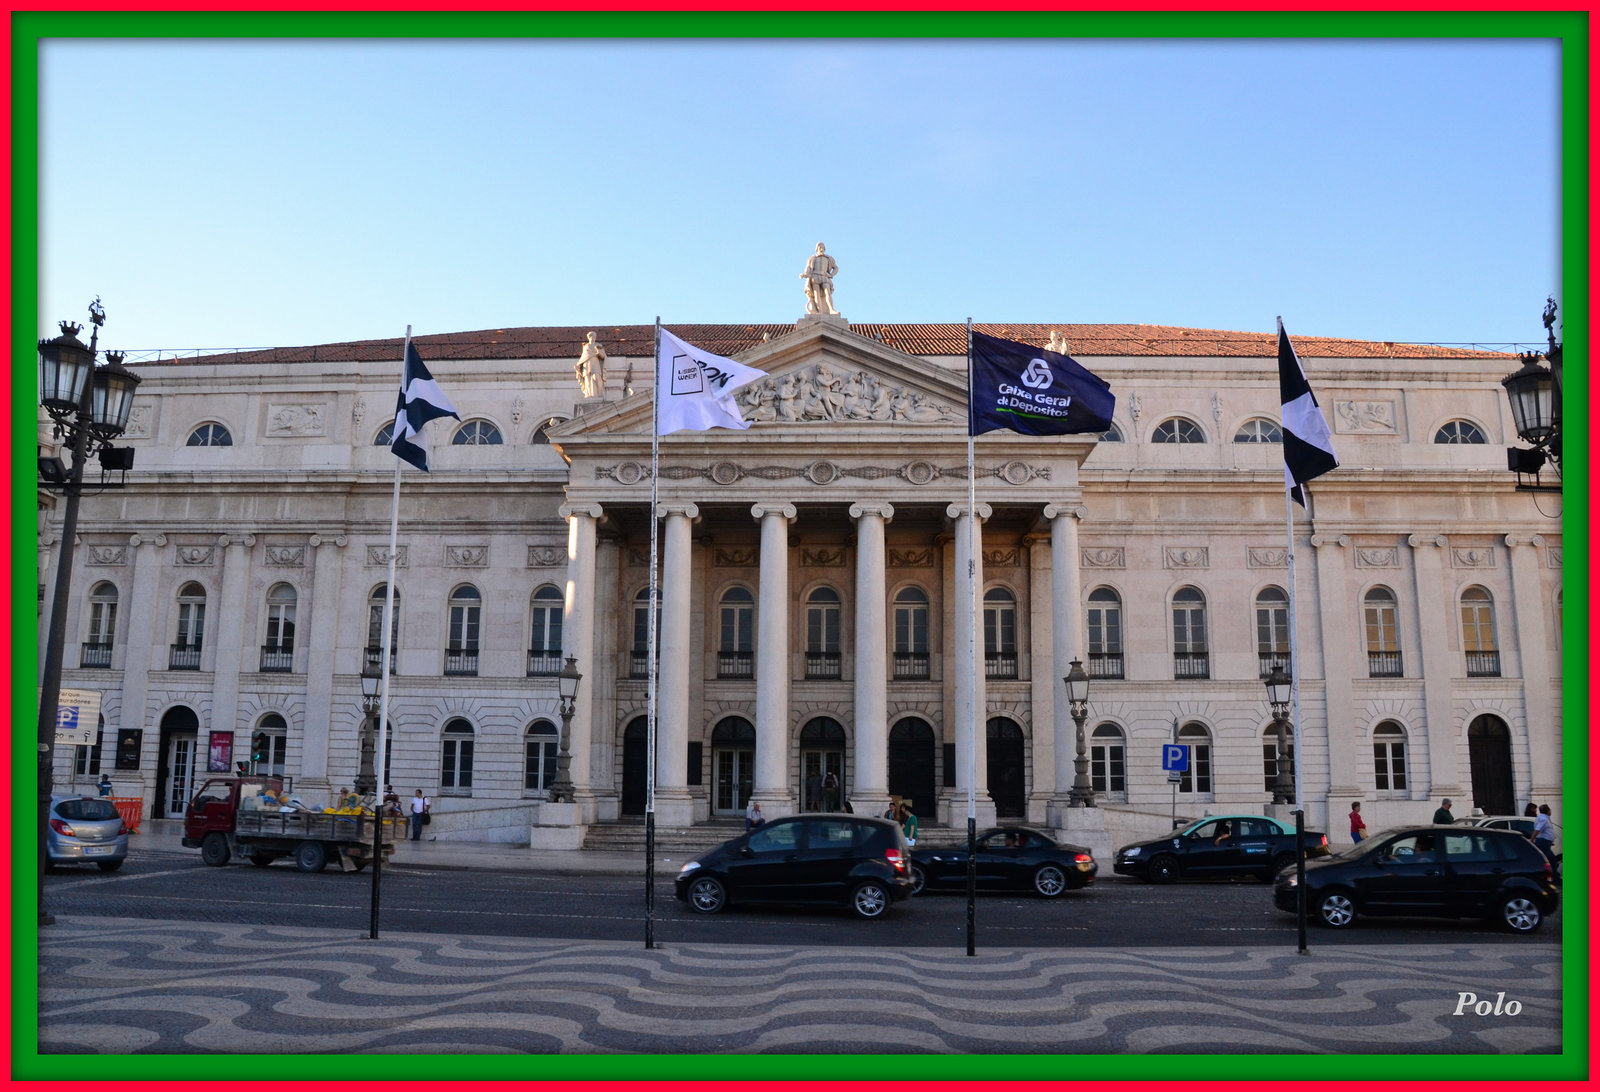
[182,775,404,873]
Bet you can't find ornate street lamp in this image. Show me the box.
[1265,665,1294,805]
[549,655,582,803]
[36,298,142,926]
[1502,298,1562,490]
[356,670,382,795]
[1065,658,1094,807]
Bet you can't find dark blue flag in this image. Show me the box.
[390,342,460,472]
[968,330,1116,437]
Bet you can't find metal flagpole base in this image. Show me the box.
[644,811,656,950]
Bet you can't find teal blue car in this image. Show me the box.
[1114,814,1330,883]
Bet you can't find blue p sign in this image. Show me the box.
[1162,744,1189,772]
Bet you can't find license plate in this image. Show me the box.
[84,845,114,855]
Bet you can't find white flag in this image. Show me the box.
[656,328,766,435]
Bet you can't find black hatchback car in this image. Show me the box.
[1274,824,1559,933]
[675,814,914,919]
[911,827,1096,898]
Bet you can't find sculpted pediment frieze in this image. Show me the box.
[735,361,957,425]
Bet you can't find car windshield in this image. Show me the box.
[57,798,119,821]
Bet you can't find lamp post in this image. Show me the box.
[36,299,142,926]
[1065,658,1094,807]
[549,655,582,803]
[1265,665,1294,805]
[356,671,382,795]
[1502,297,1562,491]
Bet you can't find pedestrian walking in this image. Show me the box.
[97,773,113,797]
[897,801,918,846]
[1432,798,1455,824]
[822,771,839,811]
[1532,803,1556,859]
[1348,800,1367,844]
[410,789,431,840]
[806,771,822,812]
[1524,801,1538,817]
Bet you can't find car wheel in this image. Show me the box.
[249,853,277,868]
[1149,855,1179,884]
[686,875,727,914]
[1263,853,1297,883]
[1033,864,1068,898]
[1499,894,1542,934]
[851,880,890,920]
[96,859,124,873]
[1317,890,1356,928]
[200,832,231,867]
[293,840,328,874]
[910,865,928,896]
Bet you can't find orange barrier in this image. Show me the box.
[111,796,143,834]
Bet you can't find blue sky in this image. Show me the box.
[37,34,1563,355]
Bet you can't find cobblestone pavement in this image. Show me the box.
[38,916,1560,1055]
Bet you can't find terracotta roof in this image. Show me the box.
[131,322,1516,368]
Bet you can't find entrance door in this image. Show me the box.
[166,735,197,819]
[888,718,936,820]
[153,705,200,819]
[710,717,757,816]
[621,718,648,816]
[1467,715,1515,816]
[986,718,1026,818]
[799,717,847,811]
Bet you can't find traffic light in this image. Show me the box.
[250,731,268,771]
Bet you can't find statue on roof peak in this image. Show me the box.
[575,332,606,399]
[800,242,840,317]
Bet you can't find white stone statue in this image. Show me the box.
[575,332,607,399]
[800,242,840,316]
[1046,330,1068,354]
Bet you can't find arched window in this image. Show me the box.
[261,583,297,672]
[452,420,502,445]
[446,586,481,676]
[83,581,117,668]
[1234,418,1282,443]
[1090,723,1125,795]
[366,584,400,675]
[1153,418,1205,444]
[524,720,559,793]
[1363,587,1401,677]
[1099,424,1124,442]
[1255,586,1289,676]
[631,588,661,678]
[1262,723,1296,794]
[1461,586,1500,676]
[1086,587,1123,679]
[171,582,206,669]
[531,417,567,444]
[374,422,395,446]
[186,422,232,447]
[893,586,930,679]
[805,586,842,679]
[983,587,1017,679]
[717,586,755,678]
[1177,723,1212,795]
[528,586,564,676]
[1434,420,1487,444]
[1172,587,1208,679]
[253,713,288,778]
[440,718,474,792]
[1372,721,1409,794]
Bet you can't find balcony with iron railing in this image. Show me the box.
[444,647,480,676]
[718,651,754,679]
[80,642,113,669]
[169,643,202,671]
[364,646,397,675]
[1367,650,1403,678]
[527,650,563,677]
[893,652,930,680]
[985,653,1018,680]
[805,652,842,679]
[259,644,294,673]
[1087,651,1123,679]
[1465,650,1501,678]
[1173,651,1209,680]
[1258,651,1290,678]
[630,651,651,678]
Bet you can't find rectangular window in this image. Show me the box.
[1090,744,1124,793]
[687,741,703,786]
[942,743,957,788]
[442,738,474,790]
[1179,745,1212,793]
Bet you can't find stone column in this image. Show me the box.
[207,534,255,757]
[299,533,348,794]
[654,503,698,826]
[1311,535,1359,809]
[1044,504,1087,825]
[1505,534,1558,799]
[849,502,894,819]
[947,502,995,828]
[110,533,165,806]
[751,503,797,815]
[1409,534,1462,800]
[560,502,603,821]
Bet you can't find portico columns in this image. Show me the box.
[947,502,995,828]
[1505,534,1558,800]
[560,502,603,821]
[1409,534,1463,800]
[1044,504,1087,824]
[654,503,699,826]
[850,502,894,819]
[752,503,797,815]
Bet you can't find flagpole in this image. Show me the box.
[369,325,408,941]
[964,317,978,958]
[1279,315,1310,955]
[645,318,662,950]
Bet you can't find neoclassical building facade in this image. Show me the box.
[38,315,1563,844]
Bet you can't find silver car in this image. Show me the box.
[47,794,129,871]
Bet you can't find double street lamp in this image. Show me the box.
[1265,666,1294,805]
[1065,658,1094,807]
[36,299,142,926]
[1502,298,1562,491]
[548,655,582,803]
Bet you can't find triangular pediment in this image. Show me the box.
[549,321,968,443]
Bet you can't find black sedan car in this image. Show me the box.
[1114,814,1330,883]
[910,827,1096,898]
[675,813,914,919]
[1275,824,1559,933]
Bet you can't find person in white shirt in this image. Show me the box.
[409,790,430,840]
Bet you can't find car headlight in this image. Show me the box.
[1281,873,1298,886]
[1121,846,1140,858]
[677,860,701,878]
